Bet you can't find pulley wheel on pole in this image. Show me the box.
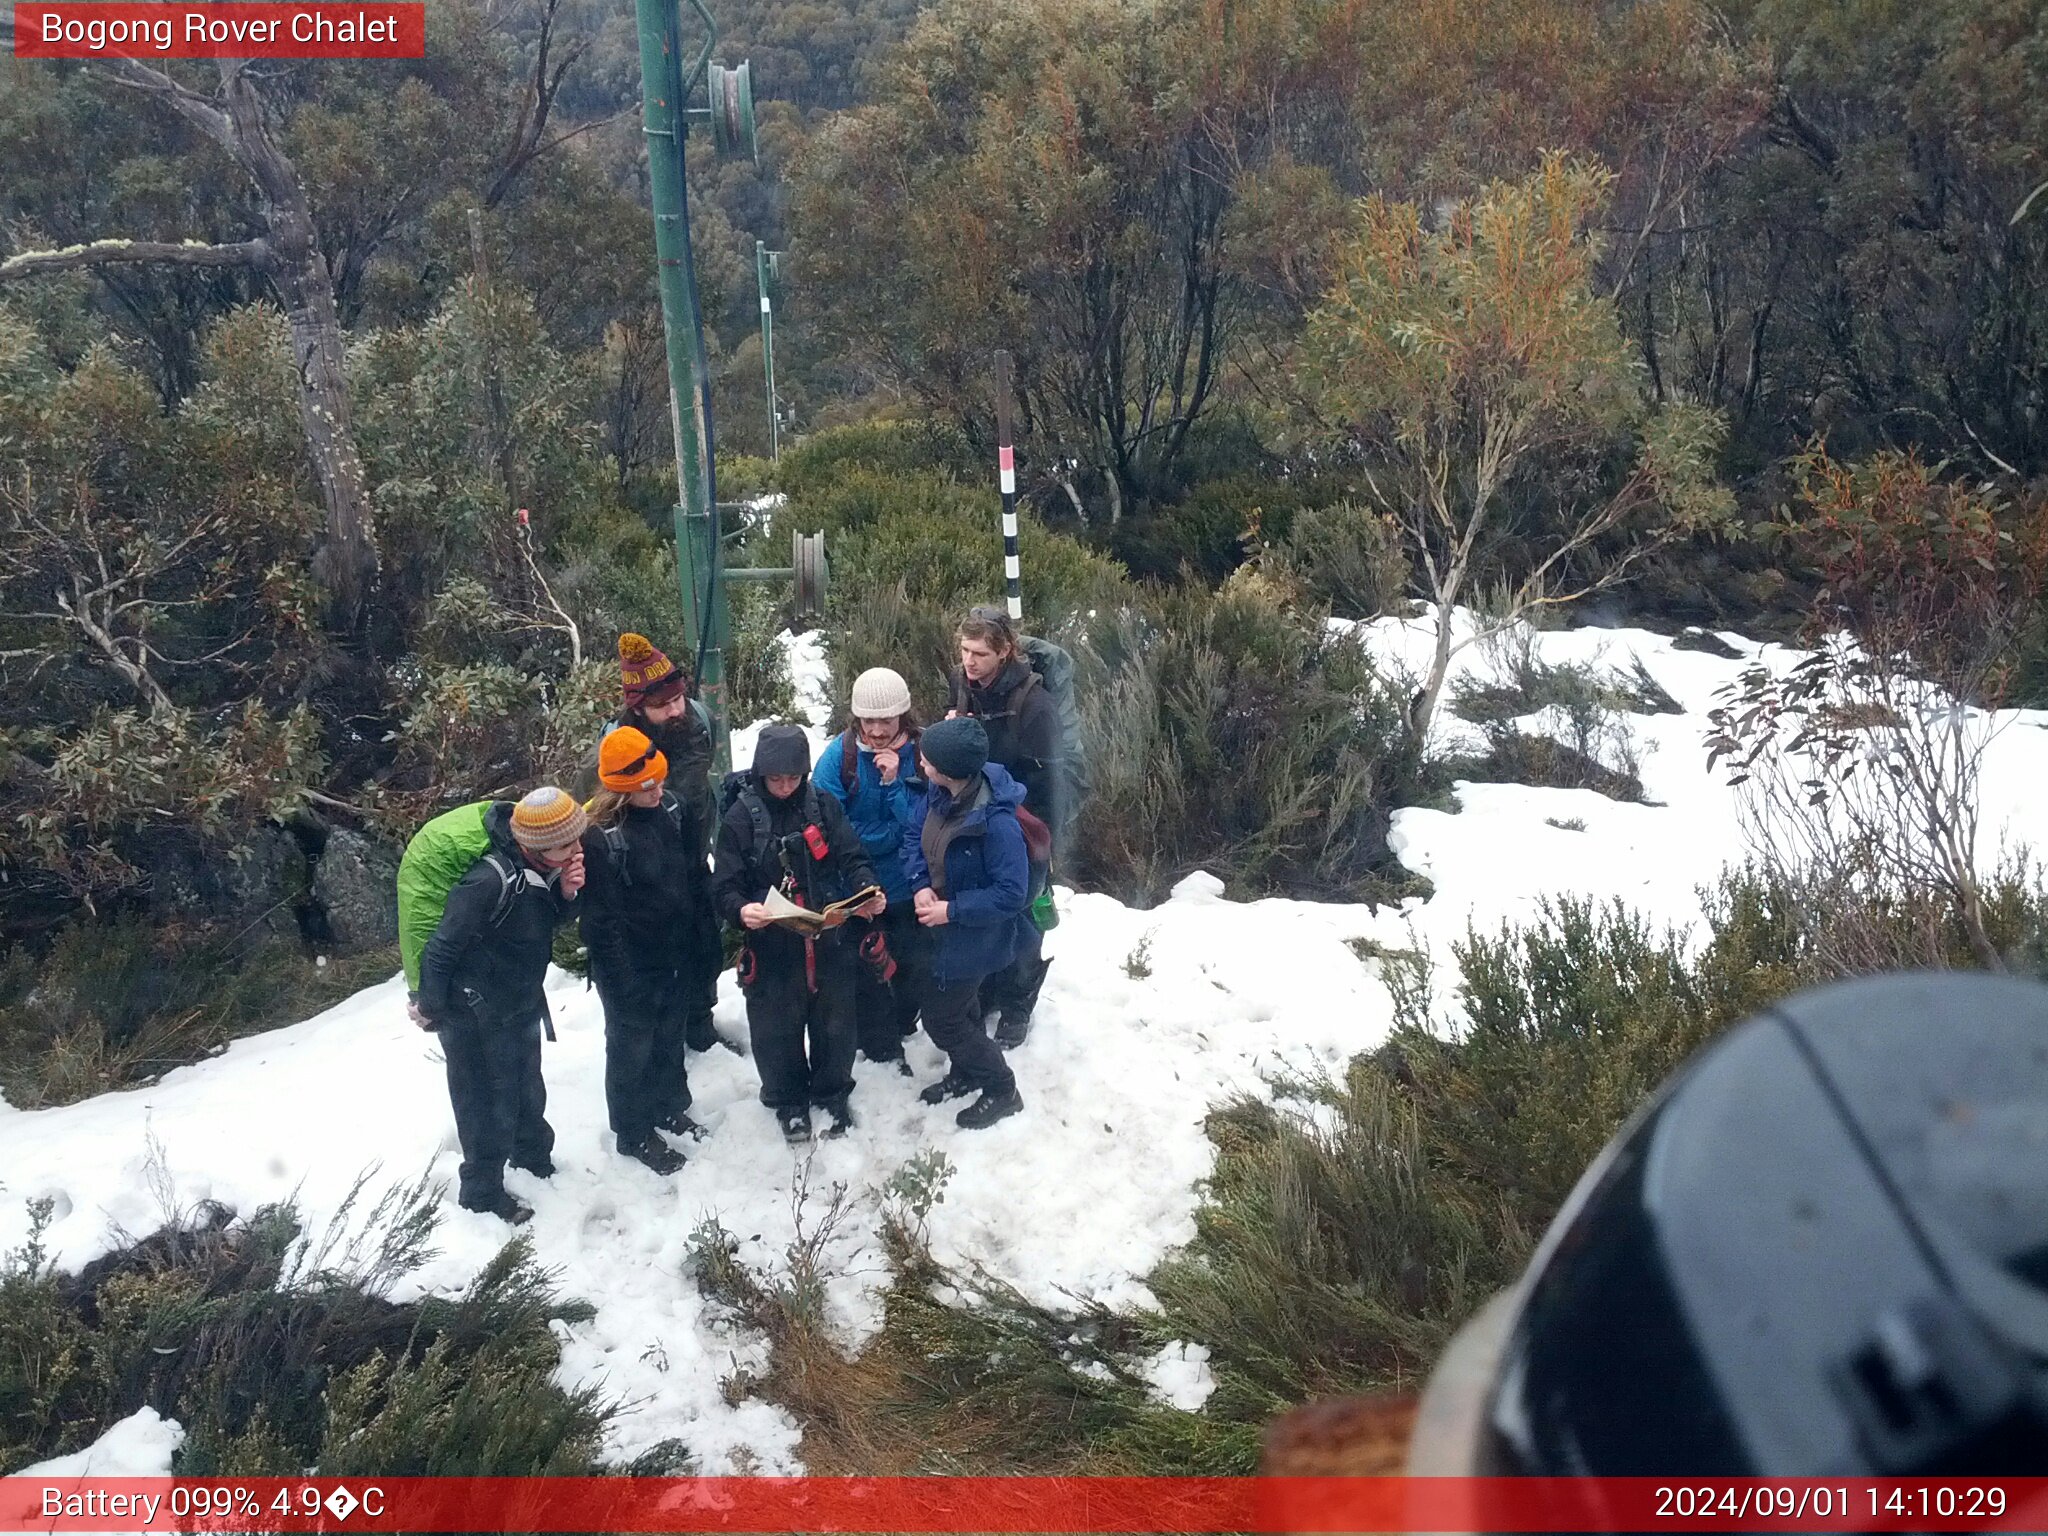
[792,528,828,622]
[708,61,757,161]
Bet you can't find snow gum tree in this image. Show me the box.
[1296,155,1733,745]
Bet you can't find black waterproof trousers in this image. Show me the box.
[923,975,1016,1096]
[441,1015,553,1209]
[594,967,692,1145]
[742,940,858,1112]
[980,920,1049,1025]
[851,904,928,1060]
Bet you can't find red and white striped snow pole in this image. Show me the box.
[994,349,1023,621]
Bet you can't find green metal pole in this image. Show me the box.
[634,0,729,772]
[756,239,779,461]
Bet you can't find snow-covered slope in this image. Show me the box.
[5,616,2047,1468]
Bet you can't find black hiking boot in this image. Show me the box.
[994,1014,1031,1050]
[657,1109,707,1140]
[819,1097,855,1138]
[509,1155,555,1179]
[777,1106,813,1144]
[619,1134,686,1175]
[466,1190,534,1226]
[919,1070,976,1106]
[863,1048,916,1078]
[955,1085,1024,1130]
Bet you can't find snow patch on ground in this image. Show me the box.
[8,611,2048,1468]
[20,1407,184,1477]
[1139,1342,1216,1412]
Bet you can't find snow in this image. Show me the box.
[19,1407,185,1477]
[7,610,2048,1469]
[1139,1342,1216,1412]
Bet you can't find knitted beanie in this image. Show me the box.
[597,726,669,794]
[849,667,913,720]
[618,632,686,707]
[920,716,989,781]
[751,722,812,779]
[510,785,589,851]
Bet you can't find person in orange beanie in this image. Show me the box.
[579,728,722,1175]
[583,632,719,1052]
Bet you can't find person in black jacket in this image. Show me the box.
[580,727,722,1176]
[417,786,588,1225]
[949,606,1061,1045]
[580,633,720,1054]
[710,724,884,1143]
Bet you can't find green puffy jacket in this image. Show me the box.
[396,800,496,992]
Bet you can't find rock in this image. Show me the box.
[136,823,300,932]
[311,828,400,951]
[1671,626,1744,660]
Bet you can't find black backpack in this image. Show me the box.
[718,771,822,864]
[597,792,688,887]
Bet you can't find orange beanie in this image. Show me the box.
[598,726,669,794]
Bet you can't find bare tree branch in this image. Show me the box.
[0,238,268,284]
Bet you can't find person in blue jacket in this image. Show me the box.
[901,715,1030,1130]
[814,667,928,1069]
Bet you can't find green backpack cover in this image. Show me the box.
[396,800,495,992]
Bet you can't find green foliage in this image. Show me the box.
[726,582,800,725]
[1265,501,1410,620]
[774,422,981,503]
[1149,1071,1495,1428]
[388,653,613,807]
[1073,575,1418,903]
[0,1182,611,1476]
[1108,476,1313,587]
[0,917,395,1109]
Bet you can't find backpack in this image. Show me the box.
[717,771,823,867]
[1019,636,1089,809]
[597,792,687,887]
[396,801,526,992]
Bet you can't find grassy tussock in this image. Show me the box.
[0,1173,645,1477]
[0,920,396,1110]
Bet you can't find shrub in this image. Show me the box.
[774,421,981,503]
[1072,575,1418,903]
[0,1182,620,1477]
[725,581,799,726]
[1266,501,1409,620]
[0,917,395,1109]
[1108,476,1313,587]
[2,704,325,902]
[815,473,1130,727]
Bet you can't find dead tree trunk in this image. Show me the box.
[0,45,379,630]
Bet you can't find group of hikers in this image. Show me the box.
[396,604,1074,1225]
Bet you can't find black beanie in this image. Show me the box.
[920,716,989,781]
[752,723,811,780]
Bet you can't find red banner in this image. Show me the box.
[2,1477,2046,1533]
[11,4,424,58]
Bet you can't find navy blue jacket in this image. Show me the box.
[900,764,1031,988]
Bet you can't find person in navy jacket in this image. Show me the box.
[901,716,1030,1130]
[813,667,927,1067]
